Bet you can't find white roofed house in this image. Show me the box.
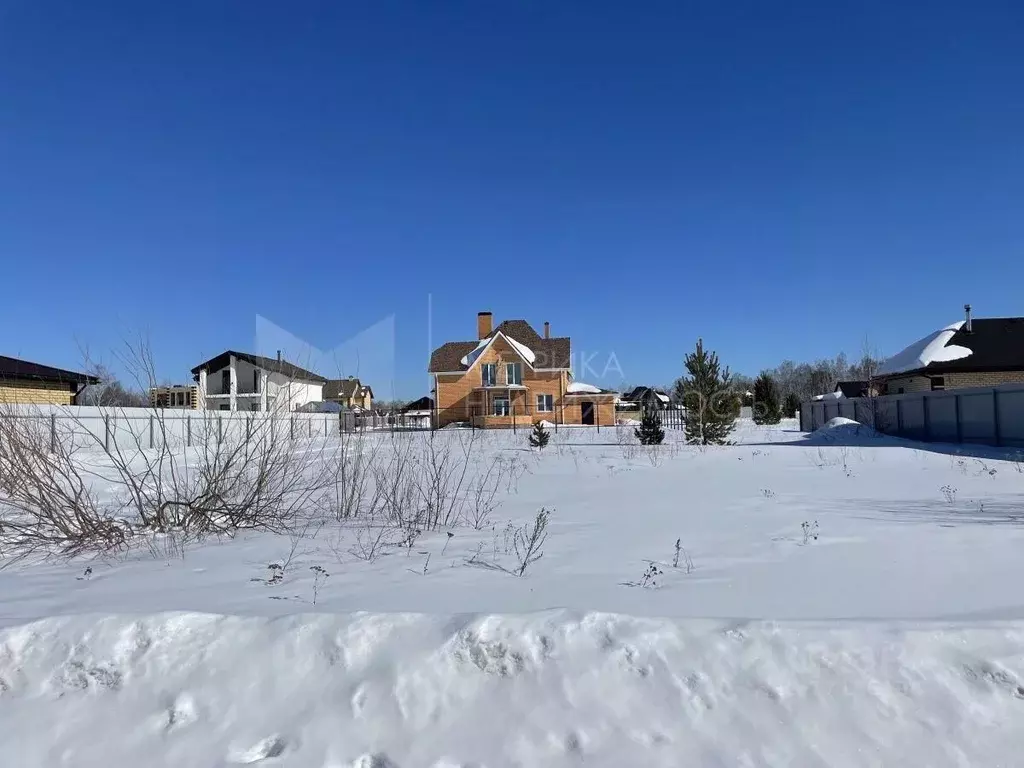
[874,306,1024,395]
[190,351,326,411]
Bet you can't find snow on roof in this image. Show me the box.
[459,332,537,368]
[811,391,844,401]
[655,392,670,403]
[877,321,973,376]
[566,381,603,394]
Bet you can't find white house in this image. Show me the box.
[190,351,326,412]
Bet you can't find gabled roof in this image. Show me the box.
[835,380,868,398]
[622,386,671,402]
[324,377,373,400]
[190,351,327,383]
[428,320,571,373]
[878,318,1024,377]
[402,396,434,412]
[0,355,98,385]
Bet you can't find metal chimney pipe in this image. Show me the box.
[277,349,282,362]
[544,322,550,339]
[964,304,972,333]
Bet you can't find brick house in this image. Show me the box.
[0,355,98,405]
[323,377,373,410]
[428,312,617,428]
[875,308,1024,394]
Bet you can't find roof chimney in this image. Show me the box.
[964,303,973,333]
[277,349,282,362]
[477,311,493,340]
[544,321,550,339]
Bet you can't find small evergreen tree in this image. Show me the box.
[528,420,550,449]
[752,372,783,425]
[635,410,665,445]
[674,338,737,445]
[784,392,802,418]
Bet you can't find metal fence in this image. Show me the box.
[800,382,1024,448]
[0,405,341,453]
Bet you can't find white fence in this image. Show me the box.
[800,382,1024,448]
[0,405,339,454]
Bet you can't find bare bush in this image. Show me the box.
[512,508,550,576]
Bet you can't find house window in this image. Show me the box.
[537,393,553,412]
[493,397,510,416]
[897,387,905,395]
[253,370,260,393]
[482,363,497,387]
[219,404,230,411]
[250,403,260,412]
[221,370,230,394]
[506,362,523,386]
[931,376,945,391]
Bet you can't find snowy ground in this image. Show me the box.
[3,419,1024,766]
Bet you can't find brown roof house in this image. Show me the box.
[0,355,98,405]
[323,377,373,410]
[875,306,1024,395]
[428,311,617,428]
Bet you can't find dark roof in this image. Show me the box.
[882,318,1024,377]
[428,320,571,373]
[0,355,98,385]
[323,377,373,399]
[402,396,434,412]
[622,386,671,402]
[835,380,868,398]
[190,351,327,383]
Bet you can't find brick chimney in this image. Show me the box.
[544,321,550,339]
[477,311,493,339]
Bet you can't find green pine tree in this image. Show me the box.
[783,392,802,418]
[528,420,550,449]
[674,338,737,445]
[752,372,783,425]
[635,410,665,445]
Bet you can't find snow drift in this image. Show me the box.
[3,611,1024,767]
[807,417,883,443]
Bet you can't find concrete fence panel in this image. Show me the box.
[926,393,959,443]
[959,391,996,444]
[996,389,1024,448]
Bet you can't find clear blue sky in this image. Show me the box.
[2,1,1022,397]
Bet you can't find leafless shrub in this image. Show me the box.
[511,508,550,576]
[673,538,694,574]
[616,426,640,460]
[462,455,506,529]
[416,430,475,530]
[0,404,132,562]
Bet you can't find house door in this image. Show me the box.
[580,401,595,425]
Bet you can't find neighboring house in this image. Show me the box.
[875,307,1024,395]
[834,380,870,399]
[190,350,326,411]
[621,386,672,410]
[323,377,373,410]
[401,396,434,415]
[428,312,617,428]
[149,384,199,409]
[0,355,98,405]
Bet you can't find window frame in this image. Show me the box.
[481,363,497,387]
[506,361,523,386]
[536,393,553,412]
[493,396,510,416]
[931,376,945,391]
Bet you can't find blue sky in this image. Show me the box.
[1,1,1022,397]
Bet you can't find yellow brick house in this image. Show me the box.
[428,312,617,428]
[0,355,98,405]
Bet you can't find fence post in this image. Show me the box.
[954,394,962,443]
[512,403,517,434]
[289,416,294,440]
[50,414,56,453]
[597,403,601,433]
[149,415,154,449]
[993,389,1002,446]
[218,415,223,444]
[922,394,930,442]
[187,413,192,447]
[896,398,903,435]
[104,414,111,452]
[872,397,880,432]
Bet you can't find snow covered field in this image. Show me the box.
[3,419,1024,766]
